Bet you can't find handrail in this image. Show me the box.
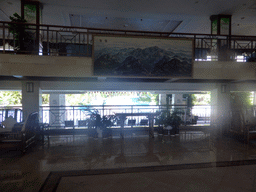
[1,21,256,39]
[1,20,256,61]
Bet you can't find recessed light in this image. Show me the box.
[13,75,23,78]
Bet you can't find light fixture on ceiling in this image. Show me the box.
[13,75,23,79]
[98,77,107,81]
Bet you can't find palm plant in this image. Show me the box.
[8,13,32,52]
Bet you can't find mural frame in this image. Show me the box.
[93,35,194,78]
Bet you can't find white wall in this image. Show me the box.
[1,54,256,80]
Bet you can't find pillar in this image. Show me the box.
[22,81,42,121]
[210,15,232,61]
[253,92,256,105]
[173,94,187,123]
[21,0,43,54]
[211,84,231,137]
[159,94,167,105]
[49,94,65,127]
[173,94,186,106]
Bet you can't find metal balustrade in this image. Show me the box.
[0,106,23,123]
[0,105,212,128]
[1,21,256,60]
[38,105,210,129]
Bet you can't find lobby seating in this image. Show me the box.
[0,112,40,154]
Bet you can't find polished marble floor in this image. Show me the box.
[1,130,256,191]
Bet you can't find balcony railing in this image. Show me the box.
[1,21,256,61]
[0,104,211,129]
[0,106,23,123]
[39,105,210,129]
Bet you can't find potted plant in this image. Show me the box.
[101,115,115,138]
[8,13,34,54]
[155,111,166,135]
[156,110,183,136]
[86,109,116,138]
[87,109,100,138]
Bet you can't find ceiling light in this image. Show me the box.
[13,75,23,79]
[98,77,106,81]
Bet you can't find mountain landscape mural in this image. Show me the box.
[94,36,193,77]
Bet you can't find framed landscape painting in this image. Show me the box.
[93,35,193,77]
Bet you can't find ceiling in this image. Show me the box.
[0,0,256,35]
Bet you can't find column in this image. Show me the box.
[159,94,167,105]
[119,115,125,139]
[173,94,186,106]
[210,15,232,61]
[21,0,43,54]
[173,94,187,123]
[253,92,256,105]
[49,93,65,128]
[22,81,42,121]
[211,84,231,138]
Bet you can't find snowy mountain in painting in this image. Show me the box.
[94,46,192,77]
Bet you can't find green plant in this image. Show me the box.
[230,92,252,109]
[86,108,116,130]
[156,110,182,127]
[9,13,32,51]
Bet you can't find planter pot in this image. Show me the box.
[170,129,175,135]
[163,129,169,136]
[175,127,180,135]
[102,129,112,138]
[170,126,179,135]
[158,127,164,135]
[88,129,98,138]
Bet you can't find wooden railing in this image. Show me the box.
[1,21,256,61]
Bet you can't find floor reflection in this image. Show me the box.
[2,130,256,191]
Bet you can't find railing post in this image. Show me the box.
[47,26,49,55]
[87,30,89,57]
[205,107,207,123]
[79,32,80,55]
[3,23,5,54]
[103,103,105,123]
[131,105,134,131]
[194,35,196,59]
[73,106,75,129]
[14,109,18,122]
[184,107,187,125]
[56,31,58,54]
